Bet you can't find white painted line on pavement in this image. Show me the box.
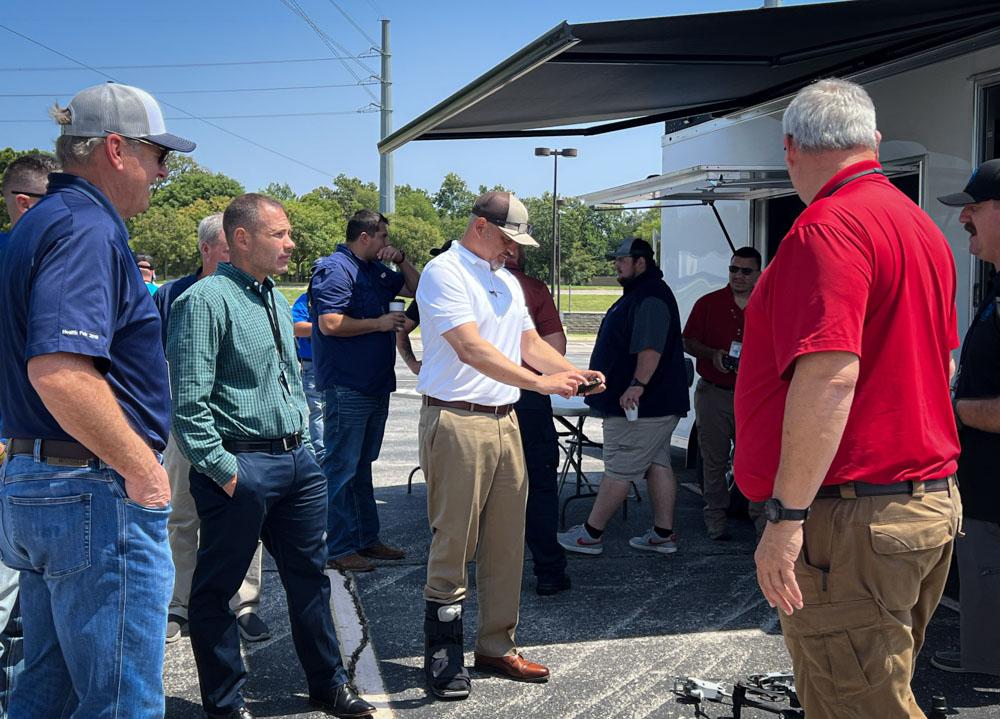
[328,570,396,718]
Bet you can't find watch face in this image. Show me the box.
[764,498,780,522]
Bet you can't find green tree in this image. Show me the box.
[389,214,444,269]
[129,196,232,278]
[285,198,343,279]
[151,162,244,209]
[261,182,297,202]
[331,174,379,217]
[395,184,437,224]
[433,172,475,218]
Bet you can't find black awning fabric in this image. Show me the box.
[379,0,1000,153]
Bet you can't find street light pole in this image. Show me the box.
[535,147,577,313]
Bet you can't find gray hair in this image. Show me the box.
[782,79,877,152]
[197,212,225,248]
[49,102,104,167]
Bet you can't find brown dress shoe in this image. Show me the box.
[358,542,406,560]
[326,553,375,573]
[473,652,549,683]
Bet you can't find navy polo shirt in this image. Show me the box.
[153,270,200,347]
[291,292,313,361]
[0,173,170,450]
[309,244,403,395]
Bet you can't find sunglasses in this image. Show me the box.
[9,190,45,198]
[110,133,171,167]
[728,266,757,276]
[473,211,533,238]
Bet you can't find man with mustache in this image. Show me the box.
[931,159,1000,678]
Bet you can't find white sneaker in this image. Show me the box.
[629,529,677,554]
[557,524,603,555]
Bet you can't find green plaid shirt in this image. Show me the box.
[167,262,310,485]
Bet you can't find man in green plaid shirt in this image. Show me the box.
[167,193,375,719]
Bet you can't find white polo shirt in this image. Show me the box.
[416,241,534,405]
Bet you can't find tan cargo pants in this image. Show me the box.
[779,480,961,719]
[693,379,735,534]
[419,405,527,658]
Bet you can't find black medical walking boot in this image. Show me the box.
[424,601,471,700]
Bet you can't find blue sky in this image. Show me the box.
[1,0,828,200]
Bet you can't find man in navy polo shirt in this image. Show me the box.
[310,209,419,572]
[0,83,195,718]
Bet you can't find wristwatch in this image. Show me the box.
[629,378,647,388]
[764,497,810,523]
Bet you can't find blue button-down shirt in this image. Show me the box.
[309,244,403,396]
[291,292,313,361]
[0,173,170,449]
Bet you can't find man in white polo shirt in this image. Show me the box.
[416,191,604,700]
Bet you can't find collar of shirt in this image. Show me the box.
[452,240,495,272]
[812,159,883,201]
[216,261,275,292]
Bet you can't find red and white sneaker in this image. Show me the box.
[556,524,603,555]
[629,529,678,554]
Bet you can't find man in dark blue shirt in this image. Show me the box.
[0,82,194,718]
[292,292,326,461]
[310,209,419,572]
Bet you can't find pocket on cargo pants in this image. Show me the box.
[781,598,894,700]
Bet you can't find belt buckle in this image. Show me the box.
[281,435,297,452]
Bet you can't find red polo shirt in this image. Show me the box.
[682,286,744,389]
[734,160,960,501]
[507,266,563,373]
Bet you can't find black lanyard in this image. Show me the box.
[258,285,291,393]
[815,168,885,201]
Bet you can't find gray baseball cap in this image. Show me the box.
[606,237,654,260]
[60,83,196,153]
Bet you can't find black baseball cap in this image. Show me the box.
[429,240,453,257]
[939,159,1000,206]
[606,237,654,261]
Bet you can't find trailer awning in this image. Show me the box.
[578,161,922,207]
[379,0,1000,154]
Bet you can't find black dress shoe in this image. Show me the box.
[536,574,571,596]
[309,683,376,717]
[207,707,254,719]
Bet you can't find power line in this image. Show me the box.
[362,0,386,21]
[0,22,341,178]
[1,109,379,122]
[327,0,378,49]
[279,0,379,104]
[0,55,378,72]
[0,81,379,98]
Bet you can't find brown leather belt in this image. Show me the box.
[815,477,952,499]
[424,396,514,417]
[9,438,98,467]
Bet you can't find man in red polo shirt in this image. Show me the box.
[683,246,761,540]
[734,78,961,717]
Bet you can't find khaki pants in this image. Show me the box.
[693,380,735,534]
[419,405,527,658]
[780,480,961,719]
[164,433,263,620]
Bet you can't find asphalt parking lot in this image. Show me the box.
[163,342,1000,718]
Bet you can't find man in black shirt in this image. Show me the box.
[933,159,1000,676]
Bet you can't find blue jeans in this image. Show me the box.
[0,453,173,719]
[188,446,348,715]
[322,385,389,560]
[300,360,325,463]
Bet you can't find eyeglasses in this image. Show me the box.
[137,264,153,271]
[473,211,533,238]
[728,266,757,276]
[110,133,171,167]
[8,190,44,198]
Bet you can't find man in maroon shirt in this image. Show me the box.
[735,79,961,717]
[506,247,571,595]
[682,246,761,540]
